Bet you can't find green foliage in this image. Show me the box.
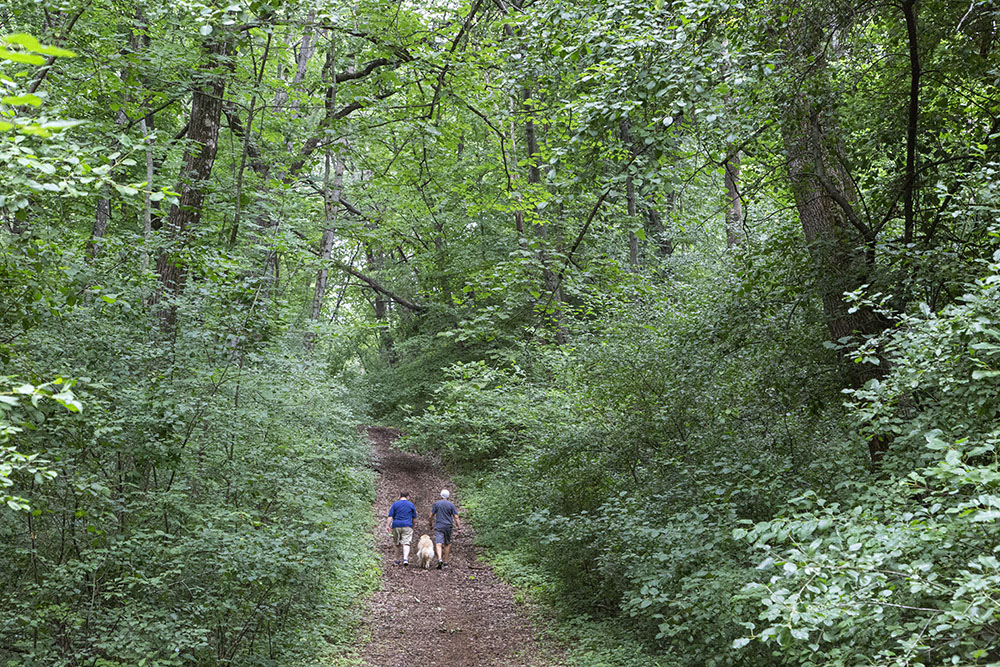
[5,0,1000,662]
[0,377,79,511]
[397,246,862,664]
[0,234,377,663]
[734,253,1000,666]
[403,360,565,465]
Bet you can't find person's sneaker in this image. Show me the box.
[394,560,401,566]
[436,560,443,570]
[442,562,450,569]
[402,560,408,567]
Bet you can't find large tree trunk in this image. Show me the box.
[155,36,231,314]
[780,66,889,465]
[781,94,881,357]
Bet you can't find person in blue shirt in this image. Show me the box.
[385,491,418,566]
[429,489,460,569]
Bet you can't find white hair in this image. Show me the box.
[440,489,450,499]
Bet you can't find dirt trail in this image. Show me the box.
[358,427,544,667]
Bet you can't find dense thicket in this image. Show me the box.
[2,0,999,664]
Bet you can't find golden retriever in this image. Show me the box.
[415,534,435,569]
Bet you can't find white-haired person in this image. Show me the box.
[428,489,460,569]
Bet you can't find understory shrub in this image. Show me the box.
[734,254,1000,665]
[0,235,376,666]
[404,258,861,665]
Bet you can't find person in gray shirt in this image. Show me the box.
[429,489,460,569]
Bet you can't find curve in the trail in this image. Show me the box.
[359,427,543,667]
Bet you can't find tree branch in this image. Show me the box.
[26,1,91,95]
[334,261,426,312]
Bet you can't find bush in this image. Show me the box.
[0,236,377,665]
[734,254,1000,666]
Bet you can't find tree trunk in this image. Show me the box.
[155,36,231,315]
[525,89,566,342]
[274,12,316,111]
[781,84,891,466]
[309,148,345,323]
[781,97,881,354]
[901,0,920,247]
[87,192,110,258]
[645,196,673,257]
[139,117,154,274]
[724,150,743,247]
[620,119,638,269]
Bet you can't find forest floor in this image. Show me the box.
[356,426,549,667]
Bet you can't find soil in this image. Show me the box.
[358,426,545,667]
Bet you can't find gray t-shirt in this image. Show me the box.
[431,499,458,530]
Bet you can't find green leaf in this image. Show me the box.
[2,94,43,106]
[3,34,45,51]
[0,47,47,65]
[5,35,76,58]
[34,44,76,57]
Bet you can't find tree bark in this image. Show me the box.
[87,193,110,258]
[139,117,154,274]
[724,150,743,247]
[644,196,673,257]
[155,36,232,316]
[781,97,880,351]
[901,0,920,247]
[309,148,345,323]
[782,87,890,465]
[620,119,639,269]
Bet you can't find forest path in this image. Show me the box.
[357,427,544,667]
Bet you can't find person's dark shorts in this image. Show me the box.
[434,528,452,546]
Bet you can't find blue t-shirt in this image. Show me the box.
[388,499,417,528]
[431,499,458,530]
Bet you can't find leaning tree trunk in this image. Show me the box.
[155,36,231,319]
[780,69,890,465]
[781,96,882,367]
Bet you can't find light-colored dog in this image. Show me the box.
[415,534,435,569]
